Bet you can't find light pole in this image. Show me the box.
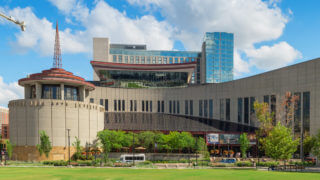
[67,129,71,166]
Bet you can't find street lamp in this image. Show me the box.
[66,129,71,166]
[0,12,26,31]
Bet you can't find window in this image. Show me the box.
[135,56,140,64]
[244,98,249,124]
[271,95,276,124]
[158,57,162,64]
[169,101,172,113]
[142,101,145,112]
[161,101,164,113]
[141,56,145,64]
[113,55,117,62]
[163,57,167,64]
[146,101,149,112]
[30,85,36,98]
[42,84,61,99]
[177,101,180,114]
[157,101,160,112]
[220,99,224,120]
[122,100,125,111]
[209,99,213,118]
[173,101,176,114]
[114,100,117,111]
[204,100,208,117]
[90,98,94,103]
[100,99,103,106]
[105,99,108,111]
[199,100,203,116]
[226,99,230,121]
[134,100,137,111]
[150,101,152,112]
[185,100,188,115]
[294,92,301,138]
[64,86,78,101]
[303,92,310,135]
[152,57,156,64]
[237,98,242,123]
[118,100,121,111]
[130,100,133,112]
[147,57,151,64]
[263,95,269,104]
[118,55,122,63]
[130,56,134,63]
[175,58,178,63]
[169,57,173,64]
[125,56,128,63]
[190,100,193,115]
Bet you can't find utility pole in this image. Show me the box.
[67,129,71,166]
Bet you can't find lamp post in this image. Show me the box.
[66,129,71,166]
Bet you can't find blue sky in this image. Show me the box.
[0,0,319,106]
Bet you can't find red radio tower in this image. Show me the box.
[53,21,62,68]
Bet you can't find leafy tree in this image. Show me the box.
[254,101,274,137]
[312,130,320,165]
[97,130,112,162]
[72,136,82,160]
[303,135,316,157]
[239,133,250,158]
[261,122,299,161]
[194,137,209,158]
[5,140,14,159]
[36,130,52,158]
[137,131,155,151]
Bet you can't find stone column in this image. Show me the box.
[61,83,64,100]
[35,82,41,99]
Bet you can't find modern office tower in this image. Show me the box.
[202,32,234,83]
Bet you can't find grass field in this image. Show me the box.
[0,168,320,180]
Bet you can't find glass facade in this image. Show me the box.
[42,84,61,99]
[203,32,234,83]
[64,86,79,101]
[98,70,188,88]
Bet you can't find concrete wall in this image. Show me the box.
[8,99,105,161]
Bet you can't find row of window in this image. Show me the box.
[112,55,198,64]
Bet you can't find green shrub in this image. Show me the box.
[139,161,153,165]
[289,161,315,167]
[235,161,253,167]
[256,161,279,167]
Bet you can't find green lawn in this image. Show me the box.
[0,168,319,180]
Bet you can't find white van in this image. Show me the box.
[119,154,146,163]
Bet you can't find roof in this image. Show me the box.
[18,68,95,90]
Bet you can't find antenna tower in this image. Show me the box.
[53,21,62,68]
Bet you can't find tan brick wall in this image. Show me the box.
[12,146,77,161]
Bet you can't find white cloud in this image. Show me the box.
[246,42,302,70]
[234,49,250,76]
[47,0,77,14]
[0,76,23,107]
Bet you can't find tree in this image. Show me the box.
[5,140,14,159]
[72,136,82,161]
[254,101,274,137]
[261,122,299,161]
[312,130,320,165]
[97,130,112,162]
[194,137,209,158]
[137,131,155,152]
[239,133,250,158]
[36,130,52,158]
[303,135,316,157]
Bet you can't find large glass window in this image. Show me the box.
[64,86,78,101]
[42,84,61,99]
[125,56,128,63]
[303,92,310,136]
[190,100,193,115]
[100,99,103,106]
[105,99,108,111]
[169,101,172,113]
[118,100,121,111]
[113,55,117,62]
[142,101,145,112]
[130,100,133,112]
[150,101,152,112]
[122,100,125,111]
[199,100,203,116]
[244,97,249,124]
[161,101,164,113]
[238,98,243,123]
[173,101,176,114]
[264,95,269,104]
[226,98,230,121]
[294,92,301,139]
[185,100,188,115]
[134,100,137,111]
[146,101,149,112]
[114,100,117,111]
[220,99,224,120]
[209,99,213,118]
[177,101,180,114]
[204,100,208,117]
[118,55,122,63]
[157,101,160,113]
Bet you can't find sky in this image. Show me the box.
[0,0,319,107]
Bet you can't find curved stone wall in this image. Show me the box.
[8,99,104,161]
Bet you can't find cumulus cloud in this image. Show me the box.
[246,42,302,70]
[128,0,300,75]
[0,77,23,107]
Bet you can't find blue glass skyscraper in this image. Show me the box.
[203,32,234,83]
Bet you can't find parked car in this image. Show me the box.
[220,158,236,163]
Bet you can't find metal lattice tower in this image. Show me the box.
[53,21,62,68]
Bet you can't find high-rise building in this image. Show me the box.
[202,32,234,83]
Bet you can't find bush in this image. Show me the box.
[289,161,315,167]
[139,160,153,165]
[235,161,253,167]
[256,161,279,167]
[42,160,68,166]
[113,162,132,167]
